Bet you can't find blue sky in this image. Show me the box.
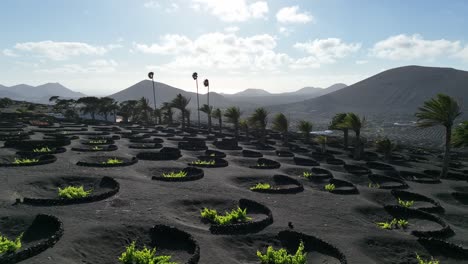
[1,0,468,95]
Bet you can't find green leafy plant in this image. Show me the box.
[209,153,216,157]
[13,158,39,164]
[415,253,440,264]
[0,233,23,254]
[162,170,187,178]
[324,183,336,192]
[89,140,107,144]
[257,240,306,264]
[398,198,414,208]
[256,163,268,167]
[368,182,380,188]
[102,158,123,165]
[200,207,252,225]
[118,241,176,264]
[377,218,409,230]
[302,171,313,178]
[92,146,103,151]
[191,160,215,165]
[250,183,271,190]
[32,146,52,153]
[58,186,92,199]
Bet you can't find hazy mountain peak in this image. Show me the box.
[233,88,272,96]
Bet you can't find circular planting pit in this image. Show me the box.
[188,157,228,168]
[366,161,396,171]
[249,158,281,169]
[152,167,204,182]
[368,174,409,190]
[234,175,303,194]
[150,225,200,263]
[129,137,164,144]
[327,179,359,195]
[418,238,468,261]
[399,170,441,184]
[3,139,71,150]
[0,214,63,264]
[43,134,79,141]
[128,143,162,149]
[213,139,242,150]
[310,152,333,161]
[205,149,226,158]
[293,157,319,166]
[424,169,467,181]
[136,147,182,161]
[16,147,66,156]
[452,187,468,205]
[361,236,429,264]
[254,143,276,151]
[201,198,273,235]
[71,144,117,152]
[383,205,453,238]
[362,151,380,161]
[326,158,345,166]
[242,149,263,158]
[391,190,444,213]
[276,150,294,157]
[86,135,121,140]
[76,156,137,167]
[344,164,371,175]
[81,139,115,145]
[178,141,208,151]
[303,167,334,181]
[0,154,57,167]
[21,176,119,206]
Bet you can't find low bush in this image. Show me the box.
[257,240,306,264]
[58,186,92,199]
[191,160,215,165]
[92,146,103,151]
[102,158,123,165]
[415,253,439,264]
[118,241,176,264]
[368,183,380,188]
[250,183,271,190]
[32,146,52,153]
[398,198,414,208]
[13,158,39,164]
[376,218,409,229]
[200,207,252,225]
[302,171,313,179]
[162,170,187,178]
[324,184,335,192]
[89,140,107,144]
[0,233,22,254]
[256,163,268,167]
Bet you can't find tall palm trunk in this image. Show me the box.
[235,124,239,139]
[208,114,212,133]
[218,117,222,133]
[181,111,186,129]
[344,129,349,149]
[441,126,452,179]
[353,130,362,160]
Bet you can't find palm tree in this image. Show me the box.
[171,94,191,129]
[338,113,365,160]
[200,104,213,133]
[272,113,289,145]
[98,97,119,122]
[329,113,349,149]
[77,96,101,120]
[212,108,223,133]
[49,96,59,103]
[297,120,313,143]
[415,93,462,178]
[118,100,138,123]
[154,108,162,124]
[452,121,468,148]
[185,108,191,128]
[249,107,269,143]
[375,137,396,161]
[315,136,328,153]
[192,72,200,127]
[239,119,249,140]
[0,97,14,108]
[161,102,174,125]
[136,97,153,123]
[224,106,242,138]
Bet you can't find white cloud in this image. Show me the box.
[459,46,468,61]
[37,60,118,74]
[294,38,361,64]
[13,41,111,60]
[191,0,268,22]
[276,6,313,24]
[134,35,192,55]
[371,34,462,60]
[89,59,118,67]
[278,27,293,36]
[355,60,368,65]
[144,1,160,8]
[2,49,19,57]
[165,2,179,12]
[224,26,240,33]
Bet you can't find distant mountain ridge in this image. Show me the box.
[0,82,85,103]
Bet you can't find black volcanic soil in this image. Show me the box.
[1,123,468,263]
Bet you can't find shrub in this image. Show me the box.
[0,233,23,254]
[32,146,52,153]
[200,207,252,225]
[368,182,380,188]
[257,240,306,264]
[13,158,39,164]
[102,158,123,164]
[398,198,414,208]
[256,163,268,167]
[415,253,440,264]
[89,140,107,144]
[302,171,313,178]
[191,160,215,165]
[377,218,409,229]
[92,146,103,151]
[58,186,92,199]
[118,241,176,264]
[162,170,187,178]
[209,153,216,157]
[250,183,271,190]
[324,184,335,192]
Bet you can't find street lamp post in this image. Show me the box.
[192,72,200,128]
[148,72,156,110]
[203,79,210,133]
